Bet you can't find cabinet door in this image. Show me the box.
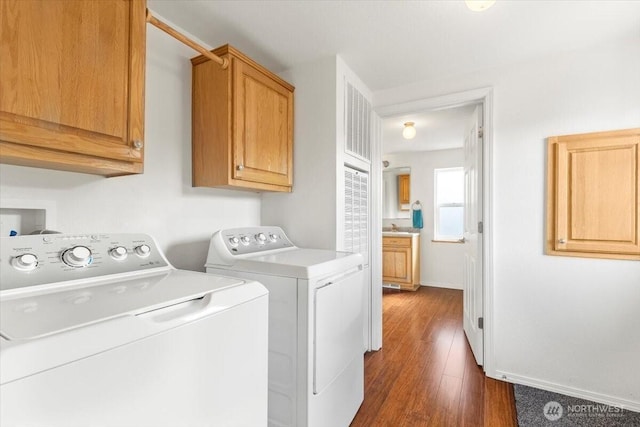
[382,246,411,284]
[344,167,369,263]
[398,174,410,206]
[547,128,640,259]
[232,59,293,187]
[0,0,145,176]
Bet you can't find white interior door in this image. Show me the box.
[463,105,484,365]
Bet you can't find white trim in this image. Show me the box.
[496,371,640,413]
[369,113,383,351]
[374,87,494,373]
[376,87,493,117]
[482,89,495,376]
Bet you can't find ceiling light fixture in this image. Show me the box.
[465,0,496,12]
[402,122,416,140]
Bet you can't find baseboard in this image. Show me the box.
[491,370,640,413]
[420,282,463,290]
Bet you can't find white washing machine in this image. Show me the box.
[206,226,364,427]
[0,232,268,427]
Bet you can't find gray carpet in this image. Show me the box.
[514,384,640,427]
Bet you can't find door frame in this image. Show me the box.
[373,87,495,373]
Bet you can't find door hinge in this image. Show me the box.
[478,221,483,234]
[478,127,483,139]
[478,317,484,330]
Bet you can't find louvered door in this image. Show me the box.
[344,166,369,264]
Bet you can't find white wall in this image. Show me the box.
[261,56,338,249]
[0,18,261,272]
[383,149,465,290]
[375,41,640,410]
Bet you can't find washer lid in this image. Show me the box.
[207,248,364,279]
[0,270,247,340]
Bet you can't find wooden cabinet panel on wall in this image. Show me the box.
[0,0,146,176]
[383,234,421,291]
[546,128,640,260]
[191,44,294,192]
[398,174,410,209]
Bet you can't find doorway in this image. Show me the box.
[373,87,493,369]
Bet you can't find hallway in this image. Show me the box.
[351,287,517,426]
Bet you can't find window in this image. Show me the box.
[434,167,464,241]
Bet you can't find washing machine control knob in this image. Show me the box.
[269,233,279,242]
[110,246,128,261]
[240,236,251,245]
[256,233,267,243]
[228,237,240,247]
[12,253,39,271]
[62,246,93,268]
[134,244,151,257]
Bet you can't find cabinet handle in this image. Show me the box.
[558,238,566,244]
[237,164,244,171]
[133,140,144,150]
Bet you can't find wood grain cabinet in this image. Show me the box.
[398,174,410,209]
[191,44,294,192]
[0,0,146,176]
[546,128,640,260]
[383,234,421,291]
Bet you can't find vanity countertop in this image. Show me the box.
[382,231,420,237]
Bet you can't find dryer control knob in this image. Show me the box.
[12,253,39,271]
[134,244,151,257]
[228,237,240,247]
[269,233,279,242]
[256,233,267,243]
[240,236,251,245]
[62,246,93,268]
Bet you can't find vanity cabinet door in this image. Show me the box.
[382,246,411,283]
[382,235,420,291]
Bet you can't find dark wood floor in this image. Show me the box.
[350,287,517,427]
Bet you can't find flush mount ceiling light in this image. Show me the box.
[402,122,416,140]
[465,0,496,12]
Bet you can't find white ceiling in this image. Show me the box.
[382,104,478,154]
[148,0,640,153]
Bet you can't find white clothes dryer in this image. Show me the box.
[206,226,365,427]
[1,233,268,427]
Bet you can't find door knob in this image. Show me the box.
[237,164,244,171]
[558,238,566,244]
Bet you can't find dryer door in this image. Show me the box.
[313,267,363,395]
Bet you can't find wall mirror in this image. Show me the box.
[383,167,411,219]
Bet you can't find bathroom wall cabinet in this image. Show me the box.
[398,174,410,209]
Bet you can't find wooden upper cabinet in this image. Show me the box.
[398,174,410,208]
[546,128,640,260]
[191,44,294,192]
[0,0,146,176]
